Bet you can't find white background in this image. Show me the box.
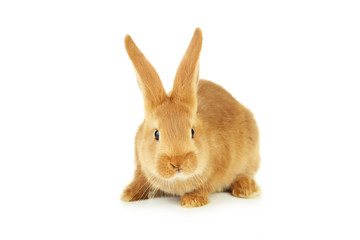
[1,0,359,239]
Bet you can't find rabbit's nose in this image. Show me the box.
[170,163,182,172]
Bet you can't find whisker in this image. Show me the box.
[128,177,152,201]
[150,187,159,200]
[195,174,209,193]
[192,175,202,189]
[152,178,162,199]
[201,174,215,192]
[139,180,153,201]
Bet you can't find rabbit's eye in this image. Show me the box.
[191,128,195,139]
[154,130,159,141]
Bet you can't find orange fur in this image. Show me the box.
[121,28,261,207]
[230,174,260,198]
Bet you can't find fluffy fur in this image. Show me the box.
[121,28,260,207]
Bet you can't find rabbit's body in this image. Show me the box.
[122,29,260,207]
[195,79,260,192]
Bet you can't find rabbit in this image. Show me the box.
[121,28,260,207]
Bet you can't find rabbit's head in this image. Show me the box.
[125,29,208,182]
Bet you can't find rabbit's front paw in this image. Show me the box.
[121,181,152,202]
[121,187,149,202]
[230,174,261,198]
[181,193,209,208]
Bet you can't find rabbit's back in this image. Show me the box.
[197,79,256,134]
[197,79,260,188]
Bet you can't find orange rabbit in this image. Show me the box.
[121,28,260,207]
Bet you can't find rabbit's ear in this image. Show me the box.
[125,35,168,112]
[171,28,202,110]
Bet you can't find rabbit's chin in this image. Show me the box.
[150,171,193,182]
[168,172,194,181]
[148,168,199,182]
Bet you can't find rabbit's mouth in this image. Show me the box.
[156,152,197,180]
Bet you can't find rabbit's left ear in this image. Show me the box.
[171,28,203,110]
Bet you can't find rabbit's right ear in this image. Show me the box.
[171,28,202,111]
[125,35,168,113]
